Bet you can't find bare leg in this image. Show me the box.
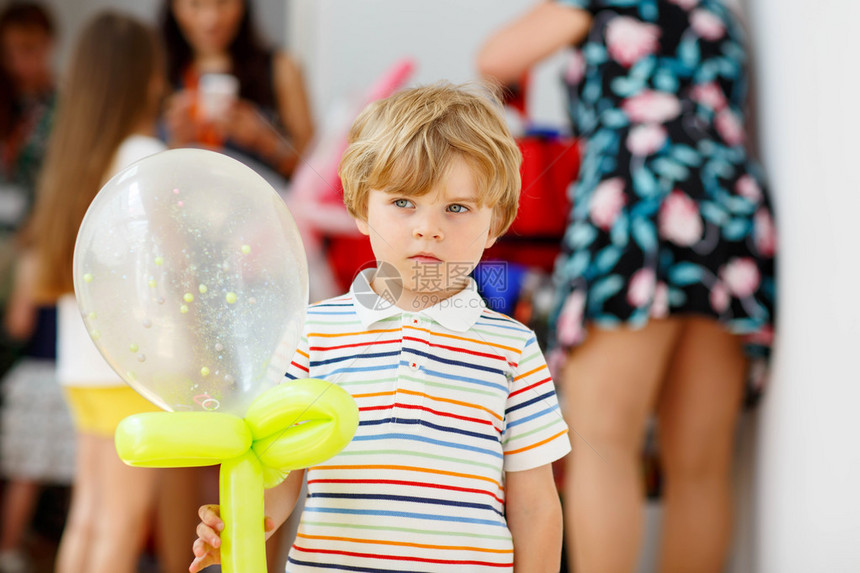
[0,479,40,552]
[87,436,159,573]
[56,433,100,573]
[155,467,201,573]
[656,317,746,573]
[562,319,682,573]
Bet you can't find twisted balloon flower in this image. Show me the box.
[115,378,358,573]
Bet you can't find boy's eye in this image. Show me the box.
[447,204,469,213]
[393,198,413,208]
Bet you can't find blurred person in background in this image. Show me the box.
[0,6,62,572]
[0,1,54,244]
[0,1,55,379]
[160,0,314,184]
[479,1,776,571]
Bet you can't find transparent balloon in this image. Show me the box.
[74,149,309,417]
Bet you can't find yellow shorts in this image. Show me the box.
[63,386,160,437]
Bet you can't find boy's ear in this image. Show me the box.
[355,217,370,236]
[484,234,497,249]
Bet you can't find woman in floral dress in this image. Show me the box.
[479,1,776,571]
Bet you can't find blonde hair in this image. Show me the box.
[31,11,163,298]
[339,82,522,237]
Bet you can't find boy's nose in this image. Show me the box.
[412,216,444,240]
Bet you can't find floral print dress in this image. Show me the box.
[550,0,776,403]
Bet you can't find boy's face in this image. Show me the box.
[356,155,497,310]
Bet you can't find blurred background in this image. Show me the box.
[3,0,860,572]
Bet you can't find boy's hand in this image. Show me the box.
[188,504,279,573]
[189,504,224,572]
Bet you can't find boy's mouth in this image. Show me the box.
[409,252,442,263]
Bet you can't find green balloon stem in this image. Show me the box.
[220,450,267,573]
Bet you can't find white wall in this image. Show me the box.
[747,1,860,571]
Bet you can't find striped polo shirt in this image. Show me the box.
[283,270,571,572]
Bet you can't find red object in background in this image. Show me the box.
[509,136,579,238]
[327,233,375,291]
[486,136,580,273]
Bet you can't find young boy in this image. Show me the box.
[191,83,570,572]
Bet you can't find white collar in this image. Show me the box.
[350,268,486,332]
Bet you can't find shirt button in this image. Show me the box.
[412,318,419,325]
[410,361,419,370]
